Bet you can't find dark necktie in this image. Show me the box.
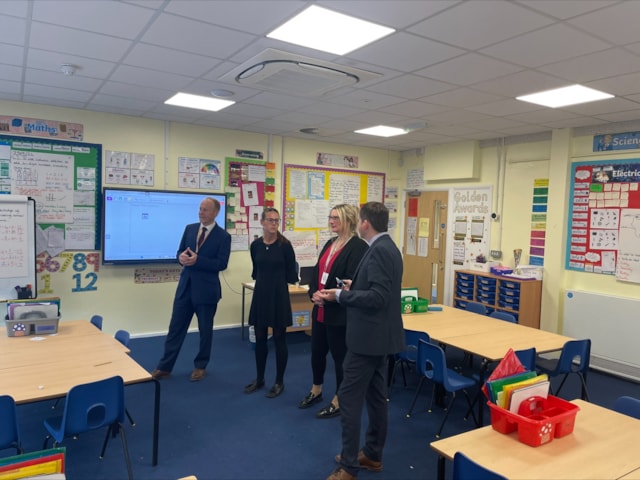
[197,227,207,249]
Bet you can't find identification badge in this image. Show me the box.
[320,271,329,285]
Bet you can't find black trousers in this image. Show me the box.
[337,351,388,476]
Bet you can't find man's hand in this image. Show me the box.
[317,288,340,303]
[179,247,197,266]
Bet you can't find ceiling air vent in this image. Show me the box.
[220,48,381,96]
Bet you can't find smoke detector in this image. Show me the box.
[60,64,77,76]
[221,48,381,96]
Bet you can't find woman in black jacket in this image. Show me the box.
[298,204,368,418]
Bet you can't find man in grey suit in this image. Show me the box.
[318,202,405,480]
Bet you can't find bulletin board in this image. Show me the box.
[0,134,102,251]
[0,195,36,301]
[566,158,640,283]
[283,163,385,266]
[225,157,274,251]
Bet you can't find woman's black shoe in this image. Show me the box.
[266,383,284,398]
[298,392,323,409]
[244,379,265,394]
[316,403,340,419]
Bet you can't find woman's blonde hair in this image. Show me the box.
[331,204,359,236]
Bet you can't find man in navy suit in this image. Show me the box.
[152,197,231,382]
[318,202,405,480]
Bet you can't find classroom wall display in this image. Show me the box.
[450,186,492,270]
[566,158,640,282]
[0,195,36,301]
[0,134,102,252]
[529,179,549,267]
[177,156,221,190]
[225,156,271,251]
[283,163,385,267]
[105,150,155,186]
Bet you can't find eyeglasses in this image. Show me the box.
[264,218,280,224]
[327,216,340,221]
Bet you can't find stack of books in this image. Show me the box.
[486,371,550,414]
[0,448,65,479]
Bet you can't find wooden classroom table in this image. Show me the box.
[402,306,573,424]
[240,282,313,339]
[430,399,640,480]
[0,320,160,466]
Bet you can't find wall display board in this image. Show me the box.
[0,195,36,301]
[225,157,271,251]
[566,158,640,283]
[0,134,102,252]
[283,164,385,267]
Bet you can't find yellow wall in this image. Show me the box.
[2,98,638,338]
[0,99,400,336]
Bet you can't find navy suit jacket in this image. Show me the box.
[338,234,405,356]
[175,222,231,304]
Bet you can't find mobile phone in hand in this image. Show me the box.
[336,277,345,288]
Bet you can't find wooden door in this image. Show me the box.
[402,191,448,304]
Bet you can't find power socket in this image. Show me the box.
[490,250,502,259]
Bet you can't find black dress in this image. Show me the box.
[248,236,298,329]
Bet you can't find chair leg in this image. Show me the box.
[126,408,136,427]
[52,398,60,409]
[100,424,114,459]
[436,392,456,438]
[43,435,51,450]
[406,377,425,418]
[463,390,479,427]
[118,423,134,480]
[579,373,590,401]
[554,373,570,397]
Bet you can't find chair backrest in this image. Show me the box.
[514,347,537,371]
[453,452,507,480]
[489,311,517,323]
[417,338,448,385]
[114,329,130,347]
[90,314,103,330]
[465,301,488,315]
[61,376,125,437]
[613,396,640,420]
[399,330,430,362]
[557,339,591,374]
[0,395,21,452]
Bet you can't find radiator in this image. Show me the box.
[563,290,640,382]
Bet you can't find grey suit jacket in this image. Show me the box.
[338,234,405,356]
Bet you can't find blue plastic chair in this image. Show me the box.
[115,329,130,347]
[0,395,23,454]
[42,375,133,480]
[453,452,507,480]
[407,339,479,438]
[388,330,430,400]
[90,314,103,330]
[465,301,488,315]
[613,396,640,420]
[536,339,590,401]
[489,311,517,323]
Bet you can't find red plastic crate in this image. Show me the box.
[487,395,580,447]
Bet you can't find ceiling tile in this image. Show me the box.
[480,23,612,68]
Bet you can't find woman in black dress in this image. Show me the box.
[244,207,298,398]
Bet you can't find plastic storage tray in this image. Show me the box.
[5,316,61,337]
[488,395,579,447]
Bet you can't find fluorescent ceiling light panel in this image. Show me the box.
[355,125,407,137]
[267,5,394,55]
[516,85,614,108]
[165,93,235,112]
